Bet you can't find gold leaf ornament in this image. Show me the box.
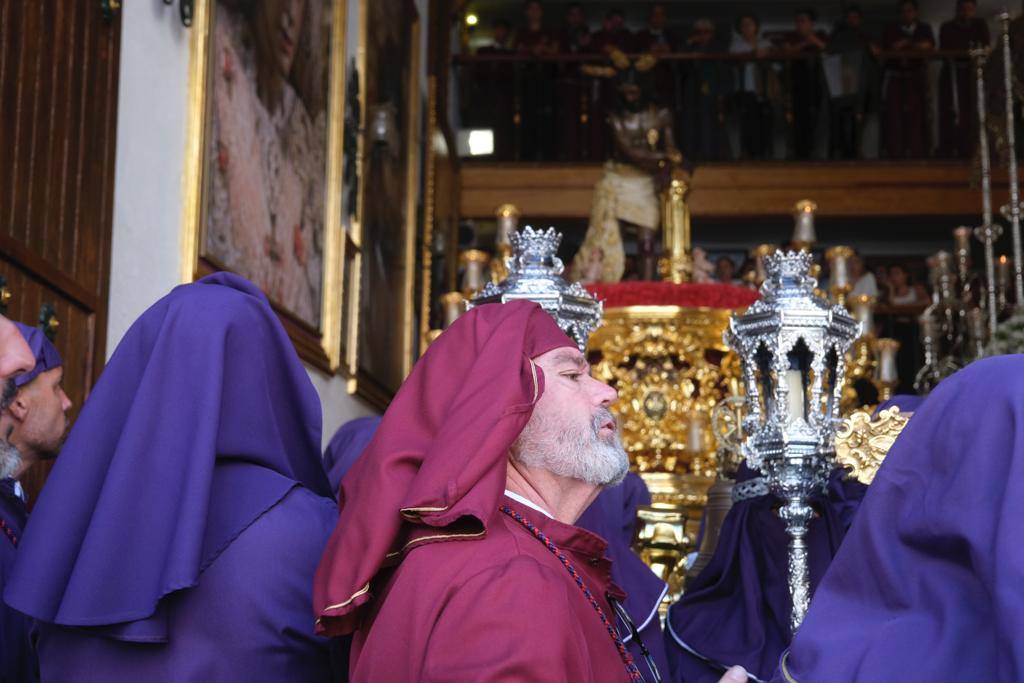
[834,407,911,485]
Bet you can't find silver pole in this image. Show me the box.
[1000,11,1024,304]
[973,46,1001,336]
[780,497,812,631]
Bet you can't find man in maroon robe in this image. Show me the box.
[882,0,935,158]
[314,301,747,682]
[938,0,990,157]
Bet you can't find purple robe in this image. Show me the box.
[666,464,866,682]
[776,355,1024,681]
[36,487,336,681]
[4,273,337,681]
[875,393,923,415]
[323,416,381,494]
[577,472,670,681]
[0,479,33,682]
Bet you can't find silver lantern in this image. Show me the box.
[468,226,603,350]
[725,250,859,632]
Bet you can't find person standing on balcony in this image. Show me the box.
[828,5,882,159]
[882,0,935,158]
[472,20,516,160]
[555,3,592,161]
[729,12,778,159]
[680,18,729,161]
[938,0,990,158]
[515,0,558,161]
[591,8,632,55]
[633,4,679,113]
[782,8,829,159]
[587,9,633,161]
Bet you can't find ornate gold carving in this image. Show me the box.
[834,407,910,485]
[589,306,739,478]
[591,304,746,599]
[634,501,693,619]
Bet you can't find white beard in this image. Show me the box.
[0,438,20,481]
[512,407,629,487]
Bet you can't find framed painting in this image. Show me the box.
[182,0,347,372]
[348,0,421,408]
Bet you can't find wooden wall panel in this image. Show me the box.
[0,1,121,501]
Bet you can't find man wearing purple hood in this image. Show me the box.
[0,321,71,682]
[777,357,1024,680]
[3,274,338,681]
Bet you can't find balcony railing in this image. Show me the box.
[454,49,979,164]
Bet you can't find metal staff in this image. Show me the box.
[1000,11,1023,305]
[973,45,1001,336]
[727,252,859,632]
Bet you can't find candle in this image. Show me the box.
[850,295,876,337]
[792,200,817,248]
[440,291,465,328]
[495,204,520,248]
[967,307,987,351]
[826,246,853,289]
[752,244,777,286]
[785,369,806,424]
[919,314,939,342]
[953,226,972,255]
[934,250,953,275]
[875,338,900,383]
[999,254,1010,294]
[686,411,705,454]
[460,249,490,297]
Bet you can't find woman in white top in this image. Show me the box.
[886,264,928,305]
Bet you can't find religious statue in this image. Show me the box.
[571,51,690,283]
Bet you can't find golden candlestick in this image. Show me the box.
[659,172,692,284]
[492,204,520,283]
[751,244,777,288]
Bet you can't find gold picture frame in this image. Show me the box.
[346,0,421,409]
[181,0,348,373]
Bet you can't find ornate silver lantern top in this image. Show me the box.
[468,226,603,350]
[725,250,859,631]
[726,250,860,468]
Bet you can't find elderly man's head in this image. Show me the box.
[511,345,628,487]
[1,324,72,479]
[6,364,71,464]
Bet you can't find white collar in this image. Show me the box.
[503,489,555,520]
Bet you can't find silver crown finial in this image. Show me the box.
[468,226,603,350]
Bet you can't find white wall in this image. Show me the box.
[107,0,377,449]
